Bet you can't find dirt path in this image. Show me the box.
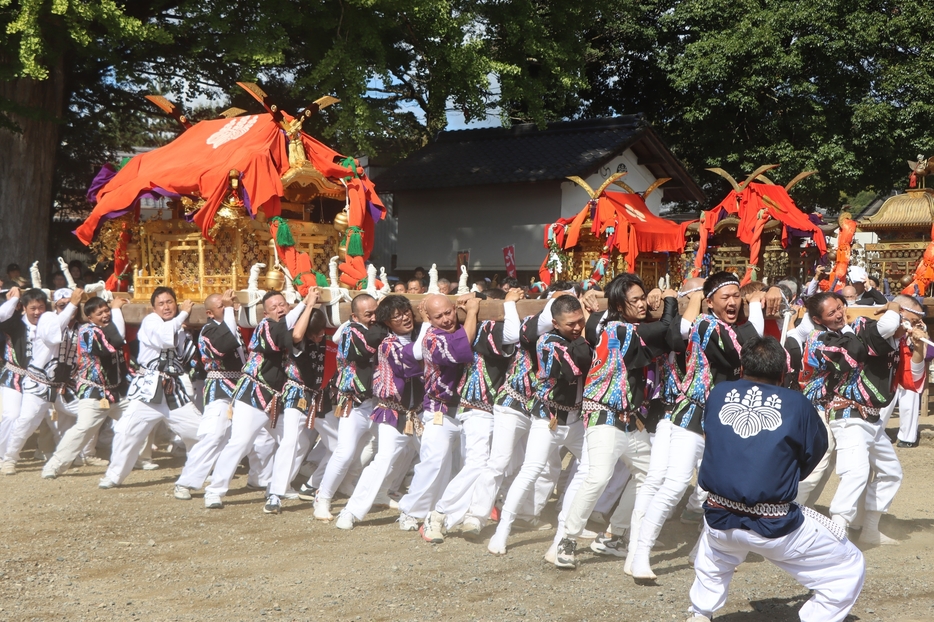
[1,416,933,622]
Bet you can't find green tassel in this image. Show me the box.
[315,271,329,287]
[270,216,295,247]
[347,226,364,257]
[340,156,360,180]
[356,278,368,290]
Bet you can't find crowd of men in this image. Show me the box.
[0,261,926,622]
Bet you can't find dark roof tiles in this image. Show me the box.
[376,115,704,203]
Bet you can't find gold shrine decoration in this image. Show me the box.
[88,214,137,271]
[128,215,339,302]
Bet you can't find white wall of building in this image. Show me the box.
[392,182,562,271]
[559,148,661,219]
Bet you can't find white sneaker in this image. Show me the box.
[263,495,282,515]
[461,516,482,536]
[41,466,57,480]
[313,496,333,521]
[420,511,446,543]
[1,461,16,476]
[398,513,419,531]
[335,510,355,530]
[204,493,223,509]
[283,488,300,500]
[134,460,159,471]
[389,497,400,510]
[98,477,116,489]
[81,456,109,467]
[174,485,192,500]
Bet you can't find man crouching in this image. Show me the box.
[686,336,864,622]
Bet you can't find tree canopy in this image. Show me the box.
[2,0,934,238]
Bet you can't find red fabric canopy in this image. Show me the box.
[75,114,384,255]
[706,183,826,254]
[603,191,696,253]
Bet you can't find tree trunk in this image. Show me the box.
[0,57,65,276]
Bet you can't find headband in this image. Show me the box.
[903,306,925,317]
[705,278,740,299]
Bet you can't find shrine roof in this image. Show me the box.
[859,189,934,230]
[375,115,705,203]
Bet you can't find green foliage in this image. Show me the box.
[3,0,934,222]
[653,0,934,211]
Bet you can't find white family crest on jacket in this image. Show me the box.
[718,386,782,439]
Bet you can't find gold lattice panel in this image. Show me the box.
[128,216,340,301]
[710,245,749,275]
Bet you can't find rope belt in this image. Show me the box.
[378,400,424,436]
[25,365,54,387]
[458,397,492,413]
[707,493,790,518]
[243,373,282,416]
[828,396,880,421]
[78,377,120,392]
[541,396,581,412]
[335,392,362,418]
[136,366,182,382]
[4,362,28,377]
[271,379,321,429]
[207,370,242,380]
[582,399,644,431]
[501,384,531,405]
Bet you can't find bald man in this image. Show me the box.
[174,291,275,499]
[398,294,480,536]
[313,294,384,521]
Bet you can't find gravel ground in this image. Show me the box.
[1,416,933,622]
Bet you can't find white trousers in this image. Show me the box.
[176,400,233,490]
[306,413,339,488]
[317,398,376,500]
[467,404,532,523]
[398,411,462,519]
[436,410,494,529]
[3,392,57,463]
[105,400,201,485]
[829,418,902,524]
[268,407,313,496]
[499,417,585,523]
[0,387,23,458]
[796,413,835,506]
[879,385,922,444]
[633,420,705,550]
[52,396,94,459]
[562,425,651,539]
[690,516,865,622]
[46,398,123,474]
[387,433,419,495]
[205,401,274,497]
[345,423,417,520]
